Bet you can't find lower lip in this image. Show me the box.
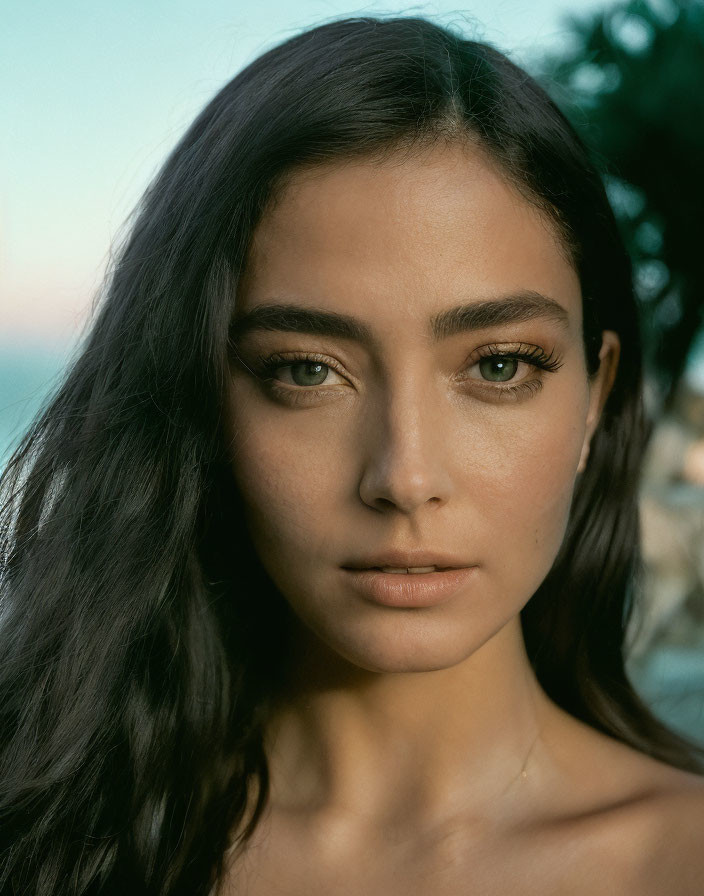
[341,567,477,608]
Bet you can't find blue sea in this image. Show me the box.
[0,343,75,466]
[1,345,704,749]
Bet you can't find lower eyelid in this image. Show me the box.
[267,380,347,406]
[484,379,544,399]
[268,376,544,406]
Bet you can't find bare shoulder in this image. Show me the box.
[586,749,704,895]
[628,763,704,895]
[540,711,704,894]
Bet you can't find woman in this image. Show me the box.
[1,14,703,895]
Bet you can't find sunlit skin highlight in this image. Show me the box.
[219,142,699,892]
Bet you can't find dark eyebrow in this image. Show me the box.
[228,290,571,347]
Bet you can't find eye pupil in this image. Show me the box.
[291,361,328,386]
[479,357,518,382]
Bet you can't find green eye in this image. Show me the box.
[478,357,518,382]
[289,361,329,387]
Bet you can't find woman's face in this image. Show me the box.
[224,141,618,675]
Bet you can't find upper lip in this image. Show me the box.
[342,551,472,570]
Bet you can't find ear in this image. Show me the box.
[577,330,621,474]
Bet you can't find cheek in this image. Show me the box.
[503,439,579,547]
[468,387,588,593]
[225,404,343,565]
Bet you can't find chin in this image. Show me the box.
[303,616,499,676]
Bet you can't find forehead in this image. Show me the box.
[238,142,582,335]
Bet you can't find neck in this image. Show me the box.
[264,615,564,830]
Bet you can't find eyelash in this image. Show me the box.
[250,344,564,404]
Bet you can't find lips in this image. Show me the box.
[375,566,445,574]
[342,565,477,607]
[343,550,470,571]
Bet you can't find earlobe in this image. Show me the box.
[577,330,621,475]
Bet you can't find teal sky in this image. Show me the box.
[2,0,610,348]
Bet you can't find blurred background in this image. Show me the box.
[2,0,703,745]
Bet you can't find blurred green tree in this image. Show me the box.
[535,0,704,413]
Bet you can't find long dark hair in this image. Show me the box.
[2,14,702,895]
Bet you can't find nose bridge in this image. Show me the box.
[358,364,453,512]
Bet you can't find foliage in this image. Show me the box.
[536,0,704,410]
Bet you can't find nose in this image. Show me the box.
[357,377,454,514]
